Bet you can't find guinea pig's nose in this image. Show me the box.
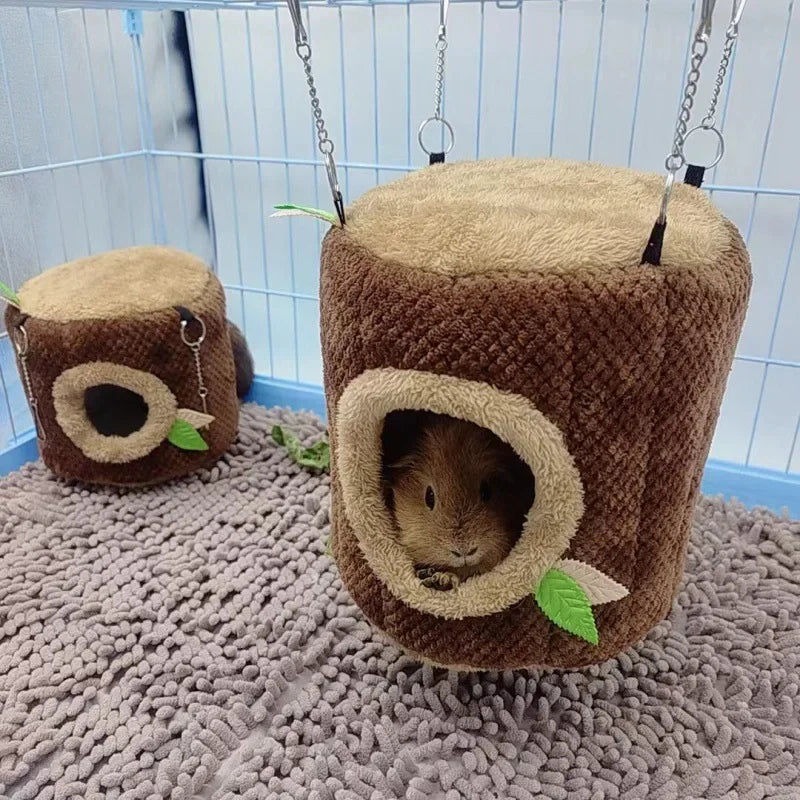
[451,546,479,558]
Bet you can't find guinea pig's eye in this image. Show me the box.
[479,480,492,503]
[425,486,435,510]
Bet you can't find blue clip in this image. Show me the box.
[123,9,143,37]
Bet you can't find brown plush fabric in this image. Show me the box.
[5,247,238,487]
[320,158,751,670]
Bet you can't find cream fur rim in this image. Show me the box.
[17,246,211,321]
[335,368,585,619]
[52,362,177,464]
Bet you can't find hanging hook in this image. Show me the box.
[439,0,450,35]
[730,0,748,30]
[697,0,718,39]
[643,0,721,265]
[284,0,345,225]
[286,0,308,47]
[324,152,346,228]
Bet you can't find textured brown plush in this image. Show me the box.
[5,247,238,487]
[320,158,751,670]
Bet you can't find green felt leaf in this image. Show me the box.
[325,534,333,557]
[167,418,209,451]
[0,280,21,307]
[272,425,330,472]
[534,568,599,645]
[272,203,337,224]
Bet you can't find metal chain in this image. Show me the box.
[701,25,736,129]
[180,317,208,415]
[433,29,447,121]
[297,42,335,158]
[664,34,710,175]
[13,324,46,442]
[286,0,345,224]
[418,0,454,159]
[190,346,208,415]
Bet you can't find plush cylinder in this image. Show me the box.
[321,158,751,670]
[4,246,238,486]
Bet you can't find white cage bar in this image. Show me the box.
[0,0,798,512]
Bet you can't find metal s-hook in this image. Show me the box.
[439,0,450,34]
[285,0,346,225]
[324,152,346,230]
[287,0,308,47]
[697,0,718,39]
[729,0,748,31]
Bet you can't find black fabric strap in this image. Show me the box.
[429,152,446,165]
[684,164,706,188]
[174,305,195,323]
[641,220,667,266]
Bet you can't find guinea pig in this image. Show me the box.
[382,411,536,590]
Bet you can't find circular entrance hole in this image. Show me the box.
[335,368,584,619]
[85,384,149,437]
[381,410,536,588]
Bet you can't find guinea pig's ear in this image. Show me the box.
[384,451,419,472]
[489,463,524,493]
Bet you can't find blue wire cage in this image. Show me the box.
[0,0,798,514]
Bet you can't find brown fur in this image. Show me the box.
[228,321,254,399]
[382,412,535,584]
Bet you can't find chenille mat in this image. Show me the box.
[1,404,798,800]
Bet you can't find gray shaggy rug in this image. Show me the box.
[1,403,799,800]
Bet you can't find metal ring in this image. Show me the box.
[664,152,685,173]
[417,116,454,157]
[682,124,725,169]
[180,316,206,347]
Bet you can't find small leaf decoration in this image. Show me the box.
[0,280,21,308]
[325,534,333,557]
[534,568,599,645]
[298,439,331,470]
[176,408,215,429]
[167,418,209,451]
[272,203,338,225]
[272,425,330,472]
[555,559,629,606]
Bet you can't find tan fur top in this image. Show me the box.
[17,246,212,321]
[345,158,731,276]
